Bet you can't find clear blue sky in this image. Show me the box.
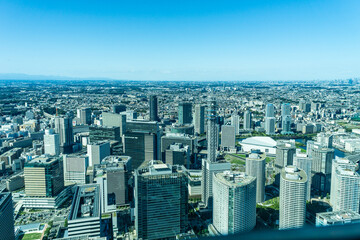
[1,0,360,81]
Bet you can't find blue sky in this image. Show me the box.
[0,0,360,81]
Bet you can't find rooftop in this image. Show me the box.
[241,136,276,148]
[215,171,256,188]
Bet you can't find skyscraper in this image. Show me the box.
[281,103,292,134]
[307,141,334,195]
[44,129,60,156]
[265,104,276,135]
[112,104,126,114]
[102,112,127,136]
[135,161,188,240]
[293,151,312,201]
[221,125,236,150]
[243,110,252,131]
[194,104,205,135]
[207,97,218,163]
[178,102,192,125]
[63,154,89,185]
[275,140,296,175]
[201,159,231,208]
[279,166,308,230]
[330,157,360,212]
[213,171,256,235]
[24,156,64,197]
[231,114,239,135]
[77,107,92,125]
[149,95,159,122]
[54,116,74,154]
[0,192,15,239]
[246,153,265,203]
[87,141,111,166]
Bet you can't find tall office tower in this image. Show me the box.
[281,103,292,134]
[265,117,276,135]
[112,104,126,114]
[275,140,296,173]
[317,132,333,148]
[135,161,188,240]
[293,151,312,200]
[24,156,64,197]
[213,171,256,235]
[265,103,275,117]
[279,166,308,230]
[161,133,196,162]
[63,154,89,185]
[207,97,218,163]
[102,112,127,136]
[54,116,74,154]
[165,143,190,168]
[265,103,276,135]
[44,129,60,156]
[68,184,102,238]
[178,102,192,125]
[201,159,231,208]
[308,141,334,195]
[95,156,132,212]
[149,95,159,121]
[77,107,92,125]
[231,114,240,134]
[87,141,111,166]
[124,120,161,169]
[123,131,157,170]
[194,104,205,135]
[0,192,15,239]
[330,158,360,212]
[221,125,236,150]
[243,110,252,131]
[246,153,265,203]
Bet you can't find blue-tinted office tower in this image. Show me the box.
[149,95,159,122]
[0,193,15,239]
[178,102,192,125]
[281,103,292,134]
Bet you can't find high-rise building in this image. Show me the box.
[265,104,276,135]
[87,141,111,166]
[330,157,360,212]
[246,153,265,203]
[0,192,15,239]
[24,156,64,197]
[207,97,218,163]
[201,97,228,208]
[317,132,333,148]
[123,131,158,170]
[265,103,275,117]
[265,117,276,135]
[63,154,89,185]
[231,115,239,135]
[112,104,126,114]
[201,159,231,208]
[54,116,74,154]
[135,161,188,240]
[102,112,127,136]
[221,125,236,150]
[243,110,252,131]
[161,133,196,162]
[95,156,132,212]
[68,184,102,238]
[178,102,192,125]
[149,95,159,121]
[293,151,312,200]
[213,171,256,235]
[77,108,92,125]
[279,166,308,230]
[307,141,334,195]
[165,143,190,168]
[194,104,205,135]
[44,129,60,156]
[281,103,292,134]
[275,140,296,174]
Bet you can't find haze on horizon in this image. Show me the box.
[0,0,360,81]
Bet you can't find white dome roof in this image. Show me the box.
[241,136,276,147]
